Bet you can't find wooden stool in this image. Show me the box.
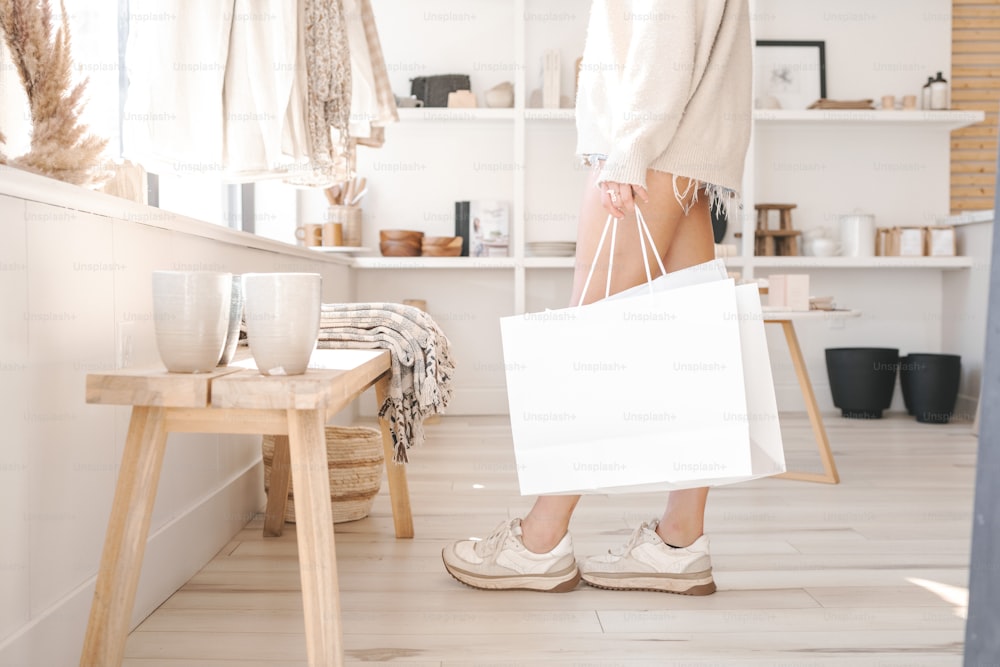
[755,203,802,256]
[79,349,412,667]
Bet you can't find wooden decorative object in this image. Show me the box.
[754,203,802,256]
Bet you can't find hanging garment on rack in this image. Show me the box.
[123,0,312,180]
[122,0,235,174]
[122,0,394,183]
[337,0,397,147]
[223,0,311,178]
[303,0,352,170]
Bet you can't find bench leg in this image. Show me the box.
[287,408,343,667]
[375,375,415,539]
[773,321,841,484]
[80,406,169,667]
[263,435,291,537]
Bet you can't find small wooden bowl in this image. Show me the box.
[421,236,461,247]
[380,229,424,243]
[421,245,463,257]
[380,241,421,257]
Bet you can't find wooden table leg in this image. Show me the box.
[773,321,841,485]
[263,435,291,538]
[375,375,414,539]
[287,408,343,667]
[80,406,169,667]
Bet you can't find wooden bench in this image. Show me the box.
[80,349,412,667]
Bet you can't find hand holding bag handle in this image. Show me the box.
[577,206,668,307]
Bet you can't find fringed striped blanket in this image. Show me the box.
[317,302,454,462]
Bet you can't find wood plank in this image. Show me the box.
[286,408,343,666]
[375,374,414,538]
[85,367,241,408]
[81,407,170,667]
[163,407,288,435]
[263,434,292,537]
[210,351,390,412]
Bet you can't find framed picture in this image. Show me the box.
[754,40,827,110]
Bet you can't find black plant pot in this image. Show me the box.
[899,353,961,424]
[899,355,916,415]
[825,348,899,419]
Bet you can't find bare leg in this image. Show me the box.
[652,187,716,549]
[521,168,713,553]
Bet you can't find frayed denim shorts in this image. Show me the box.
[581,153,738,220]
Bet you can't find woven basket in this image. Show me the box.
[262,426,384,524]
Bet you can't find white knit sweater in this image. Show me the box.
[575,0,752,193]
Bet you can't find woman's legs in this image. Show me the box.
[520,169,716,553]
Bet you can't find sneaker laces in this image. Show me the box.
[609,520,656,557]
[474,519,517,558]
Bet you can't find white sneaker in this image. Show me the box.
[442,518,581,592]
[579,519,716,595]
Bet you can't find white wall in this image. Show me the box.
[752,0,951,103]
[0,170,353,667]
[945,218,995,420]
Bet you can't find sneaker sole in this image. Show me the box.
[581,570,716,595]
[442,554,581,593]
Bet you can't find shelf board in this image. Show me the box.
[351,257,515,269]
[750,256,974,269]
[524,109,576,121]
[395,107,516,121]
[522,257,576,268]
[753,109,985,130]
[351,255,968,270]
[522,256,746,269]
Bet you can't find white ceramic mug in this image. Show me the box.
[217,274,244,366]
[152,271,232,373]
[242,273,322,376]
[839,212,876,257]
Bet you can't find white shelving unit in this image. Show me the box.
[346,0,987,416]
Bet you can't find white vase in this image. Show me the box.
[485,82,514,108]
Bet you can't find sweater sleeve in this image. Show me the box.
[597,1,698,188]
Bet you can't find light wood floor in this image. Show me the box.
[123,413,976,666]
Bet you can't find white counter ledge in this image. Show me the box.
[0,166,351,266]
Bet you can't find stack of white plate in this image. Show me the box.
[526,241,576,258]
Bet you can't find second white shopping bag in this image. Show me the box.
[500,213,784,496]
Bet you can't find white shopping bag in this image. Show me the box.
[500,213,784,496]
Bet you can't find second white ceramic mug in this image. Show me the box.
[242,273,322,376]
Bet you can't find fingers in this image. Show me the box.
[601,182,643,219]
[601,184,625,219]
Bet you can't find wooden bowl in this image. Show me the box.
[421,236,461,247]
[380,241,421,257]
[421,245,463,257]
[380,229,424,243]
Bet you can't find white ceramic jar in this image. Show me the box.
[839,212,876,257]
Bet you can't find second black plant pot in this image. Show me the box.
[825,347,900,419]
[899,353,962,424]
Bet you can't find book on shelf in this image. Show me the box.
[454,201,470,257]
[543,50,560,110]
[470,200,510,258]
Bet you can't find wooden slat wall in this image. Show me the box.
[952,0,1000,212]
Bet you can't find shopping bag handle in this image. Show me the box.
[577,205,668,307]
